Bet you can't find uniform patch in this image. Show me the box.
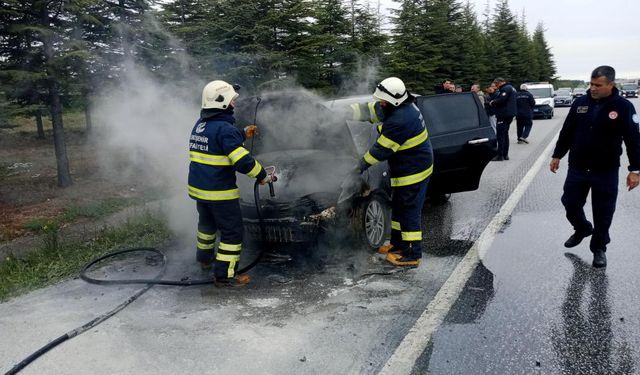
[609,111,618,120]
[501,92,506,96]
[196,122,206,133]
[633,114,639,124]
[577,106,589,113]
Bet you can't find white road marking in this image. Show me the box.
[378,132,560,374]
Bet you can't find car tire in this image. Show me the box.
[354,194,390,250]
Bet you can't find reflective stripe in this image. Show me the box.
[216,252,240,262]
[197,231,216,241]
[398,129,428,150]
[227,260,236,278]
[228,147,250,165]
[219,242,242,252]
[188,185,240,201]
[391,221,401,231]
[247,161,263,178]
[402,231,423,241]
[364,151,379,166]
[368,102,380,123]
[189,151,231,166]
[377,124,382,133]
[390,164,433,187]
[350,103,360,121]
[377,135,400,152]
[197,242,215,250]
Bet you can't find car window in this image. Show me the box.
[416,93,481,135]
[528,88,553,98]
[556,90,571,96]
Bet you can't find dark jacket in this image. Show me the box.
[188,110,266,201]
[552,87,640,172]
[485,91,499,117]
[516,89,536,119]
[491,83,517,118]
[354,99,434,187]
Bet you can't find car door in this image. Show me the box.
[415,92,497,195]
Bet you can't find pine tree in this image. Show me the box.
[531,23,556,81]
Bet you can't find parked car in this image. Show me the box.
[572,88,587,98]
[620,83,638,98]
[233,91,497,248]
[553,89,573,107]
[523,82,554,119]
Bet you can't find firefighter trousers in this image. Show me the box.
[196,199,244,280]
[389,178,429,260]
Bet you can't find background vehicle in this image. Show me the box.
[524,82,555,119]
[620,83,638,98]
[553,89,573,107]
[234,91,497,248]
[572,87,587,98]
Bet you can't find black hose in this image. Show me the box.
[4,181,269,374]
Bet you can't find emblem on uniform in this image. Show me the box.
[577,106,588,114]
[196,122,206,133]
[501,92,506,96]
[609,111,618,120]
[633,114,639,124]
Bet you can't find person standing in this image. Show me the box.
[435,79,456,94]
[550,65,640,268]
[351,77,434,267]
[188,80,271,286]
[515,84,536,144]
[484,83,499,129]
[489,78,517,161]
[470,83,485,106]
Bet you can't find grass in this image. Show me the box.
[23,197,136,233]
[6,111,87,133]
[0,212,172,302]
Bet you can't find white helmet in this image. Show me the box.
[373,77,408,106]
[201,80,239,110]
[520,84,528,90]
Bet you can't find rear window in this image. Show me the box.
[416,93,481,135]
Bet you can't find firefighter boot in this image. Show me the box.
[196,250,214,270]
[215,274,251,288]
[385,253,420,267]
[377,243,397,254]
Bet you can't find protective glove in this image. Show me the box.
[244,124,258,138]
[259,174,273,185]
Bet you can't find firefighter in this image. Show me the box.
[350,77,434,267]
[188,80,270,287]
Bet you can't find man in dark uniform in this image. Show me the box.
[489,77,517,161]
[550,66,640,268]
[188,80,271,286]
[515,84,536,144]
[351,77,434,267]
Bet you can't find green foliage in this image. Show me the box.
[0,212,171,301]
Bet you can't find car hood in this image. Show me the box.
[237,149,357,205]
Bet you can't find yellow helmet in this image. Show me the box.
[201,80,239,110]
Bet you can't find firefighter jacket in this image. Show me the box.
[491,83,517,118]
[351,99,434,187]
[552,87,640,172]
[515,89,536,119]
[188,110,267,201]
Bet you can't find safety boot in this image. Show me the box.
[377,243,397,254]
[564,228,593,248]
[196,251,214,270]
[592,250,607,268]
[385,253,420,267]
[214,274,251,288]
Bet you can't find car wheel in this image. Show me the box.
[354,195,390,250]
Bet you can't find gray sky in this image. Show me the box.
[377,0,640,80]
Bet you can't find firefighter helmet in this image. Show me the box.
[373,77,408,106]
[201,80,239,110]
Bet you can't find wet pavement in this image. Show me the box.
[2,102,640,374]
[423,102,640,374]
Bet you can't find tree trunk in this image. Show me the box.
[84,104,92,133]
[48,78,73,187]
[35,109,45,139]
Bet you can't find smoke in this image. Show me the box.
[93,65,203,241]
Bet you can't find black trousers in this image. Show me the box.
[516,116,532,139]
[196,199,244,279]
[390,178,429,260]
[561,168,619,252]
[496,116,513,158]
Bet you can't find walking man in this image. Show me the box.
[550,66,640,268]
[515,84,536,144]
[489,78,517,161]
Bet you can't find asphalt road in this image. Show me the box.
[1,100,638,374]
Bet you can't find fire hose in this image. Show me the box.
[4,178,274,375]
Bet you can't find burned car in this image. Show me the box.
[234,91,496,248]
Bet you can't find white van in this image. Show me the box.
[523,82,555,119]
